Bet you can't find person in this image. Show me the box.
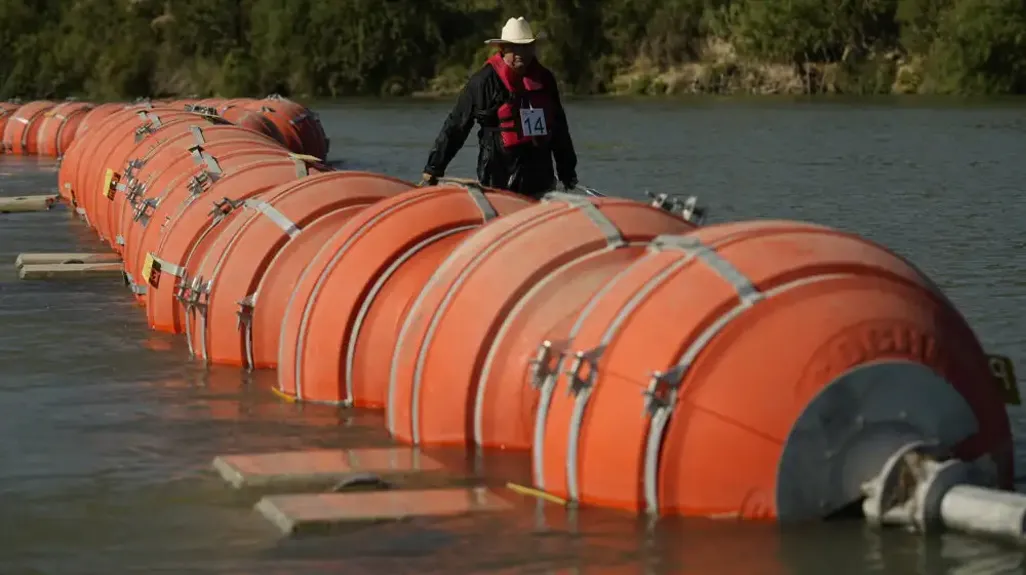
[420,16,578,198]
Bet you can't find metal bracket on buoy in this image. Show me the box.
[187,170,217,199]
[528,339,568,389]
[133,196,160,225]
[861,440,1026,544]
[122,158,146,184]
[564,346,606,396]
[124,180,146,207]
[177,275,212,359]
[642,368,684,416]
[644,191,707,225]
[209,196,244,221]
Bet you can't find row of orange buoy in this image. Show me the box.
[0,96,329,159]
[31,94,1013,523]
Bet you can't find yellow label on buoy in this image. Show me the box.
[102,168,121,200]
[988,354,1020,405]
[142,253,161,288]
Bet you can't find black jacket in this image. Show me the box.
[423,61,578,198]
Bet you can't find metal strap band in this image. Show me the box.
[243,200,300,237]
[651,234,761,305]
[186,147,223,177]
[546,192,624,247]
[200,152,223,176]
[237,294,257,370]
[151,255,185,278]
[190,125,206,146]
[463,182,498,221]
[440,180,498,221]
[293,157,309,178]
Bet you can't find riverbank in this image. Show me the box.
[2,0,1025,100]
[415,40,931,98]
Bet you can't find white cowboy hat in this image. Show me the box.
[484,17,546,45]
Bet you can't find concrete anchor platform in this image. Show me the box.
[15,253,121,268]
[256,487,514,536]
[0,194,60,213]
[212,447,448,489]
[18,262,124,280]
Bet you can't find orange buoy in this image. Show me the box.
[92,114,228,247]
[142,155,327,333]
[386,193,696,448]
[123,143,291,298]
[69,106,181,222]
[247,96,328,159]
[532,220,1013,521]
[114,125,282,262]
[247,209,363,370]
[56,103,129,201]
[0,102,22,149]
[95,115,262,251]
[185,171,413,367]
[61,106,147,206]
[2,100,55,155]
[35,101,93,157]
[216,103,287,148]
[77,109,202,239]
[277,183,533,408]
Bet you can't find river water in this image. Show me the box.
[1,98,1025,574]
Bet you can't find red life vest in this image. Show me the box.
[487,53,554,148]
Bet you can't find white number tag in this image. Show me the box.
[520,108,548,137]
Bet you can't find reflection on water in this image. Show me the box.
[2,98,1026,573]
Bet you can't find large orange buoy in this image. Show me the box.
[278,183,533,408]
[56,103,129,201]
[69,106,183,222]
[247,209,363,370]
[185,171,413,367]
[215,103,288,149]
[0,102,22,149]
[532,220,1013,521]
[77,109,201,239]
[123,143,291,297]
[386,193,696,448]
[2,100,55,155]
[92,114,229,247]
[142,155,327,333]
[61,105,146,206]
[35,101,93,158]
[114,125,282,262]
[93,115,251,250]
[246,95,328,159]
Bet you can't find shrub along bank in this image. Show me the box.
[2,0,1025,99]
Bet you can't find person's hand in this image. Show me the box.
[419,173,438,187]
[560,177,578,192]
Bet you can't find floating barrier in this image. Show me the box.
[183,170,415,366]
[9,93,1023,546]
[0,102,20,140]
[1,99,55,155]
[36,101,93,158]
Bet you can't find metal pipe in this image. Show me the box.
[862,440,1026,545]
